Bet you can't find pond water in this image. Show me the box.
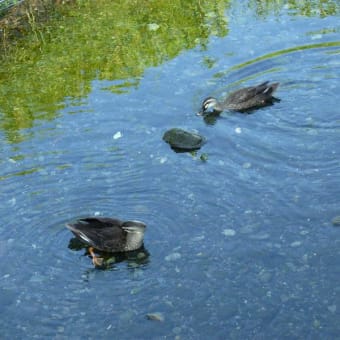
[0,1,339,339]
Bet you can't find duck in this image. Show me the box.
[198,81,280,115]
[66,217,146,267]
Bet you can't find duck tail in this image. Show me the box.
[65,222,92,244]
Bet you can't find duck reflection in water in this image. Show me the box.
[66,217,149,268]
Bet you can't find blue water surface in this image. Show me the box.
[0,2,339,339]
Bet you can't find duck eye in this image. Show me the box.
[203,99,213,110]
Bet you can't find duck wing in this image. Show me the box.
[225,81,278,105]
[66,217,127,252]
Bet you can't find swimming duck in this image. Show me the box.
[66,217,146,267]
[198,81,279,115]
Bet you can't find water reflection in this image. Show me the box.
[0,0,229,143]
[68,238,150,270]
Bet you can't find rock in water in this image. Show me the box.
[163,128,205,152]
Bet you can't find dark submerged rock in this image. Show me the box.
[163,128,205,152]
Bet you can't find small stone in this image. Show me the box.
[192,235,205,242]
[249,233,270,240]
[313,319,320,328]
[235,127,242,134]
[243,162,251,169]
[311,34,322,40]
[300,230,309,235]
[173,327,182,335]
[200,153,208,162]
[8,198,16,206]
[113,131,122,140]
[146,312,164,322]
[165,252,181,261]
[327,305,336,313]
[258,269,272,283]
[130,287,141,295]
[332,216,340,226]
[147,23,160,31]
[222,229,236,237]
[57,326,64,333]
[29,272,44,283]
[290,241,302,247]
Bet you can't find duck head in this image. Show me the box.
[197,97,223,116]
[123,220,147,251]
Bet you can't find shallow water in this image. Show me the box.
[0,1,339,339]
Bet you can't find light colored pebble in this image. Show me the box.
[290,241,302,247]
[222,229,236,237]
[311,34,322,40]
[328,305,336,313]
[147,23,160,31]
[165,252,181,261]
[113,131,122,139]
[250,233,270,240]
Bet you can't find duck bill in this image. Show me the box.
[196,110,204,116]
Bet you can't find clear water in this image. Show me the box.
[1,1,339,339]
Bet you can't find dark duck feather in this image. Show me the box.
[198,81,280,115]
